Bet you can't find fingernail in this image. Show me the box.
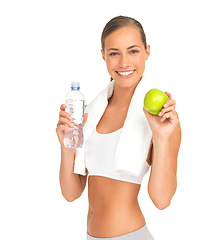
[164,103,167,107]
[158,112,162,116]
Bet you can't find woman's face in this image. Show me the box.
[101,26,150,88]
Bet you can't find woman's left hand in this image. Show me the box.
[143,92,179,139]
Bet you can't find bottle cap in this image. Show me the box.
[71,82,80,90]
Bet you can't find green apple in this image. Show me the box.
[144,88,169,115]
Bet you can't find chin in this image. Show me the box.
[113,76,142,88]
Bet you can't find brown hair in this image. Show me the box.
[101,16,147,81]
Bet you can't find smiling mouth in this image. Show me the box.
[116,70,136,76]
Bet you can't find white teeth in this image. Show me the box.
[117,70,134,76]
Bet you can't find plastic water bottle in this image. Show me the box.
[64,82,85,148]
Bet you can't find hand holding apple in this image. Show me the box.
[143,90,179,139]
[144,88,169,115]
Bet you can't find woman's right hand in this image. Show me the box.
[56,104,88,146]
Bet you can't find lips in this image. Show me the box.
[116,70,136,78]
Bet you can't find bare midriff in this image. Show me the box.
[87,175,146,238]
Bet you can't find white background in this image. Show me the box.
[0,0,223,239]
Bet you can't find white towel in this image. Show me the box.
[74,76,152,177]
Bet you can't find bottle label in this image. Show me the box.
[66,100,85,125]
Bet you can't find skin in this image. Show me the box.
[56,25,181,238]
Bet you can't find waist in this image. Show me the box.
[87,205,146,238]
[87,176,141,209]
[88,199,140,215]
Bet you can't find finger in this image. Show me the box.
[160,111,176,122]
[165,91,172,100]
[143,107,148,115]
[59,110,73,121]
[58,117,75,128]
[143,107,153,117]
[57,124,74,132]
[163,99,176,108]
[143,107,159,122]
[60,104,67,111]
[158,106,175,116]
[83,113,88,127]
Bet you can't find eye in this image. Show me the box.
[130,49,139,54]
[109,52,119,56]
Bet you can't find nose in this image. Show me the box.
[119,54,130,69]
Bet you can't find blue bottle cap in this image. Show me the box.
[71,82,80,90]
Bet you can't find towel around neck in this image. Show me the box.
[74,76,152,177]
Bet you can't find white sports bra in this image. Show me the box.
[85,126,150,184]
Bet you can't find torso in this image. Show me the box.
[87,103,150,238]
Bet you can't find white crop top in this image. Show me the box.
[85,127,150,184]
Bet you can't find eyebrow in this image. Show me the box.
[127,45,141,50]
[107,45,141,51]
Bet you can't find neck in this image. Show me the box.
[109,78,142,108]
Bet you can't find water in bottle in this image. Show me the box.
[64,82,85,148]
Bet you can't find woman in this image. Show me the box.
[56,16,181,240]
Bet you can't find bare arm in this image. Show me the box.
[56,104,88,202]
[143,92,181,209]
[59,147,87,202]
[148,122,181,209]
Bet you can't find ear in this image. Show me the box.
[101,49,105,61]
[145,45,150,60]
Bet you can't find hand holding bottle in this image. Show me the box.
[56,104,88,147]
